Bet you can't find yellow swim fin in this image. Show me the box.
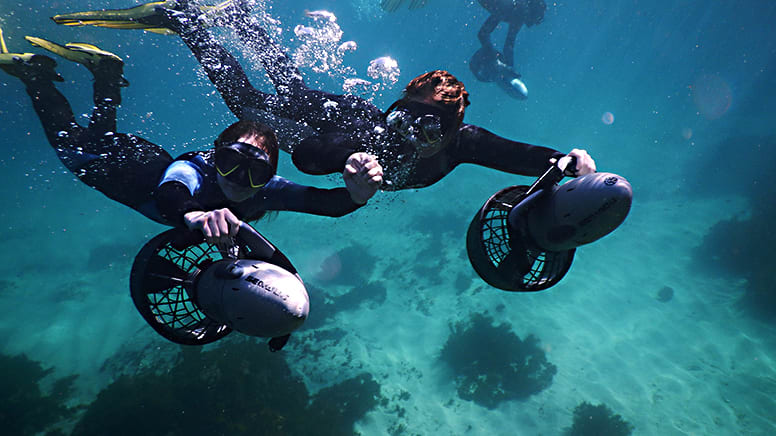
[0,27,63,81]
[25,37,123,68]
[52,0,238,35]
[0,27,8,54]
[52,1,180,35]
[0,27,33,59]
[24,36,127,86]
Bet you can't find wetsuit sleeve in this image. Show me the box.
[154,161,205,226]
[259,177,361,217]
[456,125,564,177]
[292,133,356,175]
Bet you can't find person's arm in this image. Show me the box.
[156,180,244,245]
[259,177,364,217]
[154,158,247,245]
[154,160,206,226]
[292,132,360,175]
[155,180,204,226]
[230,12,307,95]
[456,124,564,177]
[155,7,279,121]
[154,168,243,247]
[182,27,275,118]
[457,125,597,176]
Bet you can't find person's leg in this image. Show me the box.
[477,14,501,51]
[227,13,382,132]
[503,23,520,68]
[86,50,129,134]
[74,52,173,212]
[51,1,284,125]
[39,76,171,214]
[469,47,499,83]
[153,4,341,152]
[175,20,284,120]
[8,62,88,170]
[49,2,380,140]
[132,3,349,150]
[75,132,172,217]
[3,36,172,215]
[203,2,377,125]
[229,13,306,97]
[169,14,330,151]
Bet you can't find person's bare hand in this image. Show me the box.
[343,152,383,204]
[552,148,596,176]
[183,208,242,247]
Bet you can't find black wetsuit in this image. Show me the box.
[19,69,173,220]
[17,65,361,226]
[477,0,534,68]
[178,19,383,153]
[470,0,545,98]
[177,12,561,190]
[291,126,561,190]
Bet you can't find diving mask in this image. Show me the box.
[215,142,274,189]
[385,108,445,151]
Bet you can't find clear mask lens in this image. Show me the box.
[386,110,414,133]
[386,109,444,151]
[416,115,443,145]
[215,143,274,189]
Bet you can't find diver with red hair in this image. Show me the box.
[51,0,593,192]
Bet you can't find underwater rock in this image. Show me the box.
[72,338,382,435]
[315,243,377,287]
[694,200,776,320]
[656,286,674,302]
[454,271,474,294]
[0,278,17,296]
[684,134,776,202]
[0,353,76,435]
[411,209,468,239]
[306,373,381,433]
[439,313,556,409]
[336,281,387,311]
[567,401,634,436]
[302,280,386,332]
[301,284,331,330]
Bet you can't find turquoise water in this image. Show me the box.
[1,1,775,435]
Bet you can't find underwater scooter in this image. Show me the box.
[467,157,633,291]
[130,222,309,351]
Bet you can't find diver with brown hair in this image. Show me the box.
[470,0,547,100]
[0,27,381,246]
[51,0,594,192]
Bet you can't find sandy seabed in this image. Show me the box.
[1,168,774,436]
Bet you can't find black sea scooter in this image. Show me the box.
[467,157,633,292]
[131,222,308,351]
